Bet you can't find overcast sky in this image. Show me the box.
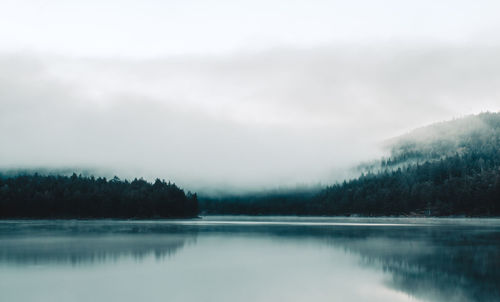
[1,0,499,192]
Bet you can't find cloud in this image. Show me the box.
[2,0,500,57]
[0,44,499,191]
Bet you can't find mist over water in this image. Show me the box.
[1,218,499,302]
[1,2,499,301]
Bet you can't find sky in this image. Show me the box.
[1,0,500,192]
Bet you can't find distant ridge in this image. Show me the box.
[382,111,500,167]
[202,112,500,216]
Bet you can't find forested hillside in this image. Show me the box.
[2,113,499,218]
[202,112,500,216]
[0,174,198,218]
[382,112,500,168]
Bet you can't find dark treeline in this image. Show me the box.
[0,174,198,218]
[201,112,500,216]
[2,112,499,218]
[200,189,319,215]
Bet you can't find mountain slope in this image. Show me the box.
[383,111,500,168]
[202,112,500,216]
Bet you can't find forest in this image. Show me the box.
[0,174,198,218]
[1,112,499,218]
[201,112,500,216]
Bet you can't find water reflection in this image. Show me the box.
[0,218,499,302]
[326,227,500,302]
[0,221,198,265]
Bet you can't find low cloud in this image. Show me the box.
[1,43,499,192]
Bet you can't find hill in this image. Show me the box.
[201,112,500,216]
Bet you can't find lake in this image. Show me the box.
[0,217,499,302]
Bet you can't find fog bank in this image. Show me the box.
[1,44,499,191]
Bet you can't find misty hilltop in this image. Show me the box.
[383,111,500,168]
[1,112,500,218]
[202,112,500,216]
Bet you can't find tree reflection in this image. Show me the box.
[0,219,498,302]
[254,223,500,302]
[0,221,198,265]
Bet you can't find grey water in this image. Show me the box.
[0,217,499,302]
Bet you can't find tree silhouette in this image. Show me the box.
[0,174,198,218]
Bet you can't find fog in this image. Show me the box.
[1,1,500,192]
[1,45,499,192]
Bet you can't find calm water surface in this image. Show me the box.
[0,217,499,302]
